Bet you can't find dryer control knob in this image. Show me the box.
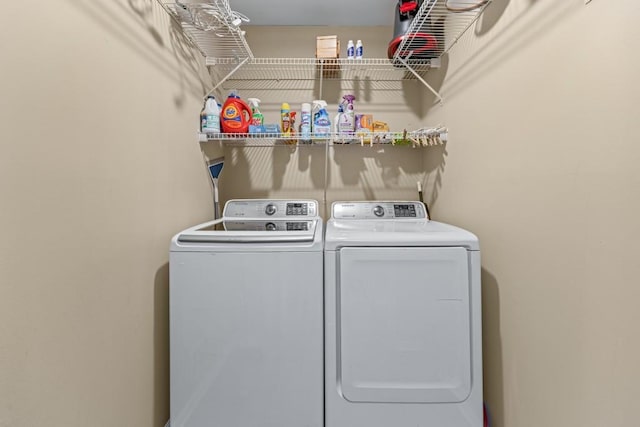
[265,204,277,216]
[373,205,385,217]
[265,222,277,231]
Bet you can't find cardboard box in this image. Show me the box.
[316,35,340,58]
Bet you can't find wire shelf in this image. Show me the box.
[158,1,492,100]
[392,0,491,62]
[206,57,435,83]
[199,128,447,147]
[160,1,253,61]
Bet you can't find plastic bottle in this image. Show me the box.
[355,39,363,60]
[312,100,331,141]
[247,98,264,126]
[200,99,207,132]
[333,104,343,135]
[202,95,221,134]
[289,111,297,144]
[347,40,355,59]
[221,92,252,133]
[281,102,292,137]
[333,104,344,143]
[338,94,356,136]
[300,102,312,143]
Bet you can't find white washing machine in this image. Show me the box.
[170,199,323,427]
[324,201,483,427]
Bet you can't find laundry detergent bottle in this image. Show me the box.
[221,92,252,133]
[201,95,221,134]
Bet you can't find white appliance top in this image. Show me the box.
[171,199,323,252]
[325,201,479,250]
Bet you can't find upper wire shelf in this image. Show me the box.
[209,57,436,83]
[158,0,492,100]
[159,0,490,68]
[160,0,253,61]
[392,0,491,62]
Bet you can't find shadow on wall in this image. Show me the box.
[416,54,449,117]
[214,144,447,204]
[421,142,448,216]
[444,0,576,100]
[481,268,504,427]
[331,144,446,202]
[295,147,327,190]
[400,0,507,116]
[67,0,210,104]
[154,263,170,427]
[218,147,271,201]
[475,0,510,36]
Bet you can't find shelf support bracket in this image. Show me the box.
[397,57,443,104]
[207,57,251,97]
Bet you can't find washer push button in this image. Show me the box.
[286,203,309,216]
[394,204,417,217]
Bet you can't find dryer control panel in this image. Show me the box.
[332,201,427,220]
[224,199,318,219]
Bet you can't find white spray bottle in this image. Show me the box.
[312,100,331,141]
[338,94,356,136]
[333,104,344,142]
[247,98,263,125]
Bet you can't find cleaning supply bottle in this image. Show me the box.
[347,40,355,59]
[289,111,297,144]
[333,104,343,135]
[202,95,221,134]
[355,39,363,59]
[247,98,264,125]
[338,94,356,136]
[333,104,344,143]
[281,102,292,137]
[300,102,312,143]
[312,100,331,141]
[200,99,207,132]
[221,92,252,133]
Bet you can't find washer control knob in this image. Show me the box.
[373,205,385,217]
[265,222,277,231]
[265,204,277,216]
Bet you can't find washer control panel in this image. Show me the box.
[223,220,314,232]
[332,201,426,220]
[224,200,318,219]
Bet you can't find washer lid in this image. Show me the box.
[171,218,323,251]
[325,219,479,250]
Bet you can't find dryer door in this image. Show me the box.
[337,246,471,403]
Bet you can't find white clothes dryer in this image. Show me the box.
[324,201,483,427]
[170,200,323,427]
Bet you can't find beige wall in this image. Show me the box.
[423,0,640,426]
[0,1,216,426]
[2,1,639,427]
